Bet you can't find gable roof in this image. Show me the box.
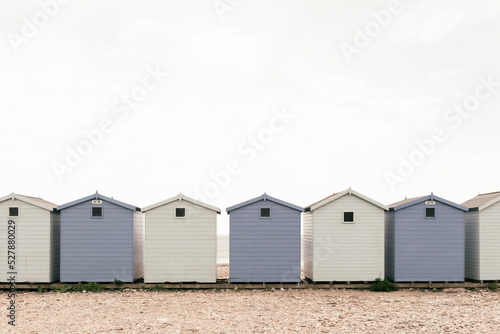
[226,193,304,214]
[388,196,427,208]
[462,191,500,211]
[0,192,57,211]
[142,193,221,214]
[305,188,388,212]
[388,193,468,212]
[58,192,140,211]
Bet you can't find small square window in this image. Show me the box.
[92,207,103,218]
[260,208,271,218]
[9,207,19,217]
[426,207,435,218]
[343,211,354,223]
[175,208,186,218]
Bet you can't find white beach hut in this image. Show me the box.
[0,193,60,283]
[143,193,220,283]
[303,188,387,282]
[462,191,500,281]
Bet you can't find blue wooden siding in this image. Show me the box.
[60,199,142,283]
[229,200,301,283]
[387,201,465,282]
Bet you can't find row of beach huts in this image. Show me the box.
[1,189,500,284]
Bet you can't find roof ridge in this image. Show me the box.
[478,191,500,197]
[305,192,340,209]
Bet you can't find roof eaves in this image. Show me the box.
[143,193,221,214]
[307,188,388,212]
[478,195,500,211]
[58,192,139,211]
[227,193,304,213]
[390,193,468,212]
[0,193,57,211]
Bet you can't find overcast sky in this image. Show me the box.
[2,0,500,233]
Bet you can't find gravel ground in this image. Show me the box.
[217,264,229,280]
[2,288,500,333]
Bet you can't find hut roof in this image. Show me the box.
[305,187,388,212]
[226,193,304,214]
[0,192,57,211]
[388,193,468,212]
[461,191,500,211]
[58,191,140,211]
[142,193,221,214]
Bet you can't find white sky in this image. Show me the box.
[1,0,500,234]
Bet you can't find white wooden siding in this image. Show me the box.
[479,203,500,280]
[133,211,144,280]
[302,211,313,279]
[464,211,480,280]
[311,194,384,281]
[145,200,217,283]
[0,199,53,282]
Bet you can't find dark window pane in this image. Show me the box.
[92,207,103,217]
[260,208,271,218]
[426,208,435,218]
[9,207,19,217]
[344,212,354,222]
[176,208,186,217]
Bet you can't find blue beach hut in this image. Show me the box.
[385,193,467,282]
[58,192,143,283]
[227,193,303,283]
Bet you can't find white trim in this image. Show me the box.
[0,193,56,211]
[309,188,388,211]
[174,207,187,219]
[8,206,20,218]
[478,196,500,211]
[143,193,220,213]
[342,210,355,224]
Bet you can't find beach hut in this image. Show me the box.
[59,192,143,283]
[227,193,303,283]
[0,193,59,283]
[462,191,500,281]
[143,193,220,283]
[303,188,387,282]
[385,193,467,282]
